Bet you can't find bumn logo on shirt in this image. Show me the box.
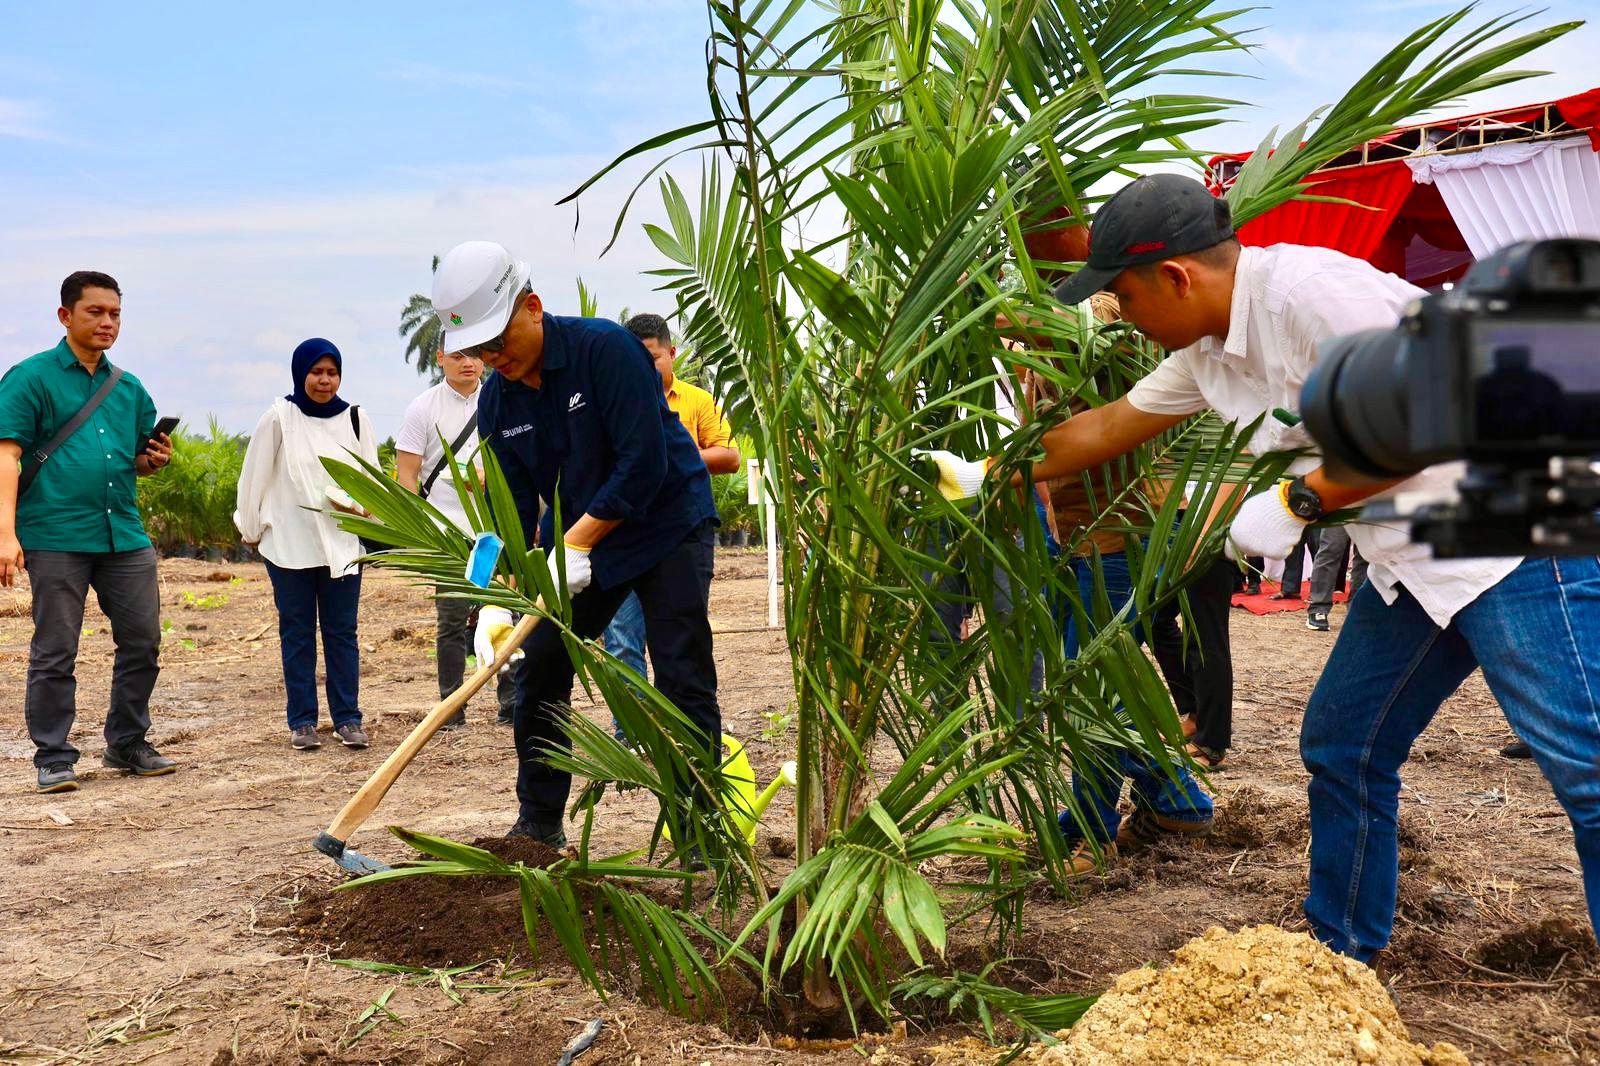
[567,392,587,413]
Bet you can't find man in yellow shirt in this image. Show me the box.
[604,315,739,739]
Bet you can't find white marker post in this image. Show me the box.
[748,457,780,629]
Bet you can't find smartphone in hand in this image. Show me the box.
[142,416,180,455]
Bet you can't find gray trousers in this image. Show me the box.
[1309,525,1368,610]
[435,590,518,712]
[24,547,161,767]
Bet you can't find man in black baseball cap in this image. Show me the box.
[1051,172,1236,307]
[922,170,1600,968]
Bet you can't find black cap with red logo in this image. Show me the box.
[1051,173,1235,305]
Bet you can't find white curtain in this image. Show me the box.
[1406,136,1600,258]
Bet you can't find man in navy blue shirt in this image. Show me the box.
[432,241,721,848]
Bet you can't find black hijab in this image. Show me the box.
[287,337,351,418]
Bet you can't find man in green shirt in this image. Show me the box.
[0,271,177,793]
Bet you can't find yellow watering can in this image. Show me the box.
[665,734,796,845]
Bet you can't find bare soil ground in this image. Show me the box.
[2,554,1596,1064]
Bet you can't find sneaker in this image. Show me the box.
[1117,807,1213,852]
[36,763,78,793]
[1306,606,1331,631]
[291,726,321,751]
[507,816,565,847]
[1500,739,1533,759]
[102,740,176,777]
[439,710,467,732]
[335,722,369,749]
[1065,839,1117,879]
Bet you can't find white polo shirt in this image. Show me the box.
[396,379,486,535]
[1126,243,1521,627]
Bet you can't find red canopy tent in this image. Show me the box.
[1206,89,1600,288]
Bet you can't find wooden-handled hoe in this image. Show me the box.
[312,611,542,875]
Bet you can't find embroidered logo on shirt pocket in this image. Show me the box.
[567,392,587,414]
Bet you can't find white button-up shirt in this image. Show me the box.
[396,379,486,535]
[1126,243,1521,627]
[233,400,380,577]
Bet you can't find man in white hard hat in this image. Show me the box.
[431,241,722,849]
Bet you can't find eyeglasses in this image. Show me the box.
[462,286,531,358]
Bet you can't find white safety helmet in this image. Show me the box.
[432,241,530,353]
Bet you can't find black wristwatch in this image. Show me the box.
[1285,476,1325,521]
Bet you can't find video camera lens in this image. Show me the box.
[1300,328,1429,480]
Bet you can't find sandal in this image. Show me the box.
[1181,716,1198,740]
[1187,742,1226,770]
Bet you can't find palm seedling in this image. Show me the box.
[328,0,1573,1039]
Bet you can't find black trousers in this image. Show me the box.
[1279,526,1322,594]
[24,547,161,767]
[513,520,720,824]
[1146,554,1236,752]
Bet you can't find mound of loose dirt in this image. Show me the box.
[292,837,565,968]
[1206,784,1302,849]
[388,622,436,646]
[1474,916,1598,977]
[1028,925,1469,1066]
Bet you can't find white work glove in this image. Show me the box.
[1225,482,1311,562]
[911,449,991,502]
[473,606,523,674]
[545,541,593,596]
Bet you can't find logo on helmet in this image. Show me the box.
[450,313,463,325]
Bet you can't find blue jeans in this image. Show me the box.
[264,561,363,731]
[1059,551,1213,844]
[602,591,648,741]
[1302,556,1600,961]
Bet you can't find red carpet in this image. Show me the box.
[1231,581,1347,616]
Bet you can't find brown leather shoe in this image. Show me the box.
[1065,839,1117,879]
[1117,807,1213,852]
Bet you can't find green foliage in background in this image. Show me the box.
[399,255,444,381]
[137,417,246,556]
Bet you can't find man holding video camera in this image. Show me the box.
[926,174,1600,963]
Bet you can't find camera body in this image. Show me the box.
[1301,238,1600,557]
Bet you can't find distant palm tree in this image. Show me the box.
[399,255,443,380]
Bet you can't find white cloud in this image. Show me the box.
[0,97,61,142]
[1195,18,1599,153]
[383,64,538,93]
[0,153,691,435]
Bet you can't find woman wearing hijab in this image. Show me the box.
[234,338,379,751]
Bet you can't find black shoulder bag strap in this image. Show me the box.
[19,365,124,496]
[345,406,385,556]
[419,413,479,500]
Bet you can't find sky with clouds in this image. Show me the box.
[2,1,1594,434]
